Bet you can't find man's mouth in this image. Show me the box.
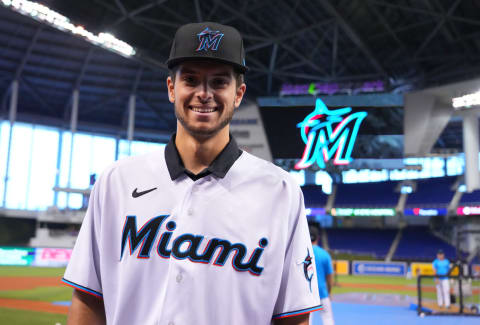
[189,106,218,113]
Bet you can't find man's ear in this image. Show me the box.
[167,76,175,103]
[234,83,247,108]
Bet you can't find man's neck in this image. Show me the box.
[175,126,230,175]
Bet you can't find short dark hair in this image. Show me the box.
[168,65,245,89]
[308,223,320,243]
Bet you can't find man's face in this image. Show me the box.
[167,61,246,139]
[437,253,444,260]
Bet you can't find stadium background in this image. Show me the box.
[0,0,480,324]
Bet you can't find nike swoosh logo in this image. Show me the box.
[132,187,157,198]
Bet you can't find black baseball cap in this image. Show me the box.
[167,22,248,73]
[437,250,444,254]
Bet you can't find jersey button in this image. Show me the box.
[168,322,174,325]
[176,273,183,283]
[187,208,194,216]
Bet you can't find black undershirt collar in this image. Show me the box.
[165,134,242,181]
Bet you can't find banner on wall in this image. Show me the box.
[0,247,73,267]
[457,206,480,216]
[404,208,447,216]
[331,208,396,217]
[352,261,407,276]
[472,264,480,276]
[333,260,349,275]
[33,248,72,267]
[410,262,459,277]
[0,247,35,266]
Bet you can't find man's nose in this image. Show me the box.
[197,82,213,102]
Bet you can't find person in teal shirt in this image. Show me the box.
[309,223,334,325]
[432,250,450,308]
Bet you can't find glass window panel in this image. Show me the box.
[117,139,130,159]
[70,133,92,189]
[90,135,116,180]
[117,139,165,160]
[68,193,83,209]
[0,121,11,206]
[5,123,33,209]
[58,131,72,188]
[26,126,59,210]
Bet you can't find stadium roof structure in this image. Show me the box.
[0,0,479,146]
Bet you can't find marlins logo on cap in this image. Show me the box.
[196,27,224,52]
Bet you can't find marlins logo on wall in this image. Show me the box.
[295,98,367,169]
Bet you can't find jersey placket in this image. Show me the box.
[158,176,210,325]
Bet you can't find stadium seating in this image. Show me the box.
[326,228,398,258]
[405,177,456,208]
[460,189,480,205]
[394,226,456,261]
[334,181,399,207]
[301,185,329,207]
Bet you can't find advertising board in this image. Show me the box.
[352,260,407,276]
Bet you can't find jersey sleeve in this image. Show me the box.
[62,180,103,298]
[272,183,322,320]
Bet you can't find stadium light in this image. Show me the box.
[452,91,480,109]
[1,0,136,58]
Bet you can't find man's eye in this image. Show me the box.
[183,76,196,84]
[212,79,228,86]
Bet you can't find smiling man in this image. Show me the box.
[63,22,321,325]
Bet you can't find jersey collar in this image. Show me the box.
[165,133,242,181]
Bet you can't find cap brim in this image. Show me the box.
[166,56,248,73]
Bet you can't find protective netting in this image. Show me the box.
[417,275,480,316]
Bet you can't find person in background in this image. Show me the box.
[309,223,335,325]
[433,249,451,309]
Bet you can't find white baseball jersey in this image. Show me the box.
[63,136,321,325]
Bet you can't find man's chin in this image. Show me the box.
[184,125,221,139]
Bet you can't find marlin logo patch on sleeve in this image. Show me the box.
[196,27,224,52]
[302,248,314,292]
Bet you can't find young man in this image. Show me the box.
[62,22,321,325]
[309,224,335,325]
[433,250,451,309]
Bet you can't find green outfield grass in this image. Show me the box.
[0,286,72,302]
[0,266,476,323]
[335,274,435,286]
[332,274,437,300]
[0,307,67,325]
[0,266,66,277]
[0,266,72,302]
[0,266,70,325]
